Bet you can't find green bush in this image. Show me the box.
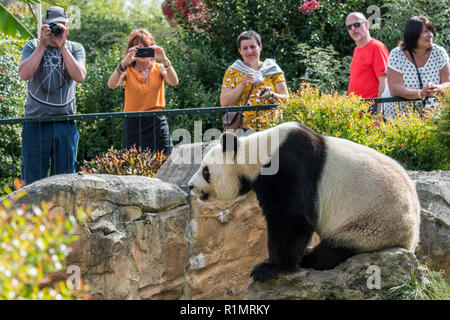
[273,84,449,170]
[0,183,88,299]
[0,35,26,194]
[168,0,386,101]
[436,90,450,151]
[75,47,125,161]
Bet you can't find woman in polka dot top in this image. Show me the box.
[383,16,450,118]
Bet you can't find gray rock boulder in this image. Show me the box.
[8,174,190,300]
[409,170,450,281]
[155,142,216,192]
[245,248,427,300]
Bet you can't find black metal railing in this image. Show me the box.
[0,97,430,190]
[0,105,277,189]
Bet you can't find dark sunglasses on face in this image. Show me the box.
[346,21,365,30]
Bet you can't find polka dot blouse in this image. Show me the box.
[383,44,449,118]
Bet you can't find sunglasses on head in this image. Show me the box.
[346,21,365,30]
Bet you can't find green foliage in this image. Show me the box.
[0,35,26,194]
[0,2,34,39]
[168,0,386,103]
[372,0,450,52]
[274,84,450,170]
[292,43,351,93]
[75,47,125,160]
[377,267,450,300]
[80,145,168,177]
[0,183,88,300]
[436,90,450,151]
[68,0,171,63]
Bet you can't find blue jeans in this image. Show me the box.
[21,121,79,185]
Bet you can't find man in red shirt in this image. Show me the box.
[347,12,389,115]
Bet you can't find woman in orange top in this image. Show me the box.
[108,29,178,155]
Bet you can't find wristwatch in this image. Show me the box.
[118,62,127,72]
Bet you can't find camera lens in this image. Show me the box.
[50,23,63,36]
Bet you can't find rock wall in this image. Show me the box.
[408,170,450,281]
[10,174,190,299]
[6,163,449,299]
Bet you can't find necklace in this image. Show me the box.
[135,63,152,73]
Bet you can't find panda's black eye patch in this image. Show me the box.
[202,166,211,183]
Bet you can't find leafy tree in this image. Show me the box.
[371,0,449,52]
[0,35,25,193]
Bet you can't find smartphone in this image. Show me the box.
[135,47,155,58]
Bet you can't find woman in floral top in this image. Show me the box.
[220,30,288,130]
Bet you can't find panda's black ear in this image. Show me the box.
[220,131,238,156]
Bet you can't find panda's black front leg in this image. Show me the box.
[250,213,314,282]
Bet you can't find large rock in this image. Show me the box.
[10,174,190,300]
[409,170,450,281]
[184,191,268,299]
[155,142,216,192]
[8,172,270,300]
[6,154,449,299]
[245,248,428,300]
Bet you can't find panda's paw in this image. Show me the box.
[250,260,291,282]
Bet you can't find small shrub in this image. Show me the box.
[80,146,168,177]
[436,89,450,152]
[0,35,26,193]
[0,180,88,300]
[273,83,450,171]
[378,267,450,300]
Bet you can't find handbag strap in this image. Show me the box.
[408,49,428,114]
[408,49,423,89]
[242,84,255,107]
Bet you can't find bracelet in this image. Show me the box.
[163,60,171,70]
[118,62,127,72]
[418,89,424,99]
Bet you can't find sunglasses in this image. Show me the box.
[346,21,365,30]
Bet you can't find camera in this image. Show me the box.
[135,47,155,58]
[49,23,63,36]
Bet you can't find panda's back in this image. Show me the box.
[315,136,420,251]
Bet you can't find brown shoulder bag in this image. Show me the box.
[222,84,255,130]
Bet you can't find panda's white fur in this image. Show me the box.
[316,136,420,252]
[188,122,420,282]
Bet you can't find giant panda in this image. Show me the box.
[188,122,420,282]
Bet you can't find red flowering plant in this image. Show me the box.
[162,0,210,33]
[298,0,320,14]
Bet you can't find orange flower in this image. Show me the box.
[400,144,404,148]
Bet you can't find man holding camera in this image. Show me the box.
[18,6,86,185]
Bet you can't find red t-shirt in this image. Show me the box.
[348,39,389,98]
